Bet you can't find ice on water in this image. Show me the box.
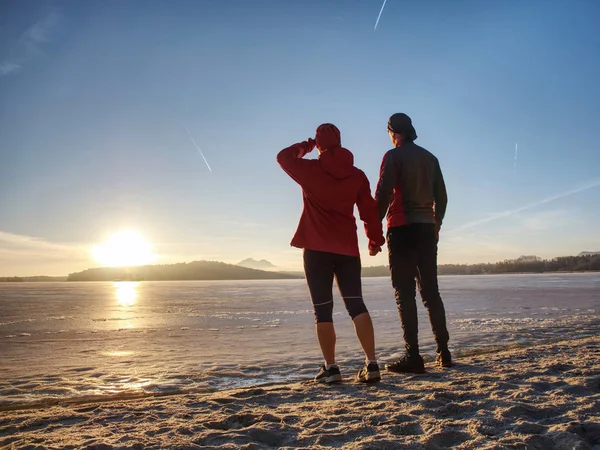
[1,274,599,410]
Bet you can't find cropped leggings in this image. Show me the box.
[303,249,368,323]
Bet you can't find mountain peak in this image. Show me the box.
[237,258,277,270]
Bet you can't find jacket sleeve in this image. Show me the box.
[276,141,315,187]
[374,150,397,221]
[357,177,386,247]
[433,158,448,230]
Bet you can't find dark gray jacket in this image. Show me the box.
[375,142,448,229]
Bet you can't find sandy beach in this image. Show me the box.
[1,336,599,450]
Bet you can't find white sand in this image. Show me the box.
[1,336,599,450]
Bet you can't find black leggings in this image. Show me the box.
[303,249,368,323]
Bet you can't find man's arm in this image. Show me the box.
[433,158,448,231]
[276,139,316,186]
[374,150,397,221]
[357,177,385,250]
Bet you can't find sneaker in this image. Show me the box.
[436,349,452,368]
[356,362,381,383]
[385,355,426,374]
[314,365,342,384]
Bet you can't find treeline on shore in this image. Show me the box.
[0,276,67,282]
[362,254,600,277]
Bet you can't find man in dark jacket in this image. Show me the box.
[277,123,385,384]
[375,113,452,374]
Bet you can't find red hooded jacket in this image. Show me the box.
[277,130,384,257]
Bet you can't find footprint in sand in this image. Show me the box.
[248,425,286,447]
[204,413,259,430]
[513,421,547,435]
[387,421,423,436]
[424,430,471,447]
[523,434,556,449]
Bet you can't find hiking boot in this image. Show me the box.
[385,355,426,374]
[314,365,342,384]
[356,362,381,383]
[436,349,452,368]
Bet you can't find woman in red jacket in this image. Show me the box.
[277,123,385,384]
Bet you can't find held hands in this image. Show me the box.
[368,243,382,256]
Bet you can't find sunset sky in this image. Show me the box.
[1,0,599,276]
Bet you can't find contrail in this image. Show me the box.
[447,178,600,233]
[374,0,388,31]
[184,125,212,172]
[513,142,518,174]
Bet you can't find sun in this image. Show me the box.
[92,230,156,267]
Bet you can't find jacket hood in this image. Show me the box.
[315,123,341,151]
[319,146,355,179]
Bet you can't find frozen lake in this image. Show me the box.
[1,273,599,410]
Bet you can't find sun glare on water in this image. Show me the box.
[92,230,156,267]
[115,282,138,306]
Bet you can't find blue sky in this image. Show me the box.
[1,0,599,276]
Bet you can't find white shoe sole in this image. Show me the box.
[357,370,381,383]
[316,374,343,384]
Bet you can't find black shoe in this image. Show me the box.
[356,362,381,383]
[314,365,342,384]
[436,349,452,368]
[385,355,426,374]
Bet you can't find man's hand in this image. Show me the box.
[307,138,316,152]
[368,244,382,256]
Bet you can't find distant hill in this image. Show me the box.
[237,258,278,270]
[0,276,67,282]
[362,266,389,277]
[67,260,302,282]
[278,270,305,278]
[5,251,598,282]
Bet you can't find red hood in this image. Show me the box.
[319,147,355,179]
[316,123,341,151]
